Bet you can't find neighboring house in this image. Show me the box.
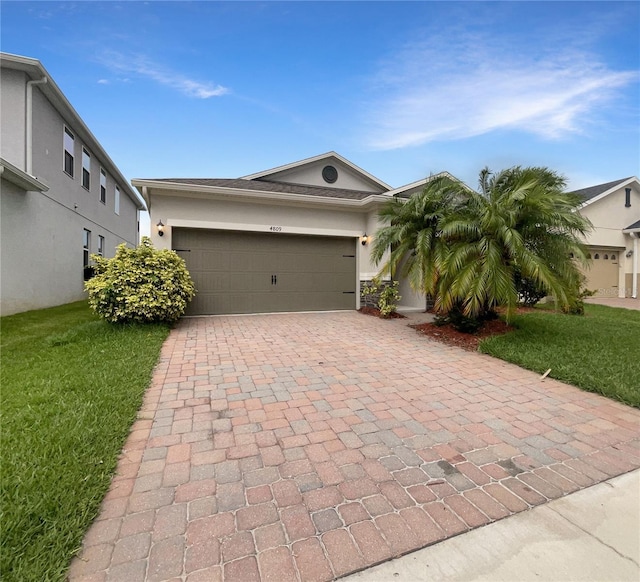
[571,177,640,298]
[0,53,145,316]
[134,152,450,315]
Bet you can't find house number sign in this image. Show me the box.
[269,226,283,232]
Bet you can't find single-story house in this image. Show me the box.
[133,152,448,315]
[571,177,640,298]
[1,53,145,316]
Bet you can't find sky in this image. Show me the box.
[2,1,639,234]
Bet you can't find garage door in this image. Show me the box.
[172,228,357,315]
[583,248,621,297]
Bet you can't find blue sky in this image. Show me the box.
[3,1,639,198]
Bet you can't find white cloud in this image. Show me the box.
[364,31,637,150]
[97,79,109,85]
[97,51,228,99]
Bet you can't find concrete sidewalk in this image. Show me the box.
[345,469,640,582]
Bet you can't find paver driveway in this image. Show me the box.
[69,312,640,582]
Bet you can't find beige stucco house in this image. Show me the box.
[571,177,640,298]
[1,53,146,316]
[133,152,447,315]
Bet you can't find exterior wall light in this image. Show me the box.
[157,220,165,236]
[361,233,369,246]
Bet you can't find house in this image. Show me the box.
[133,152,446,315]
[571,177,640,298]
[0,53,145,316]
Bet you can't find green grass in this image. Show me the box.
[480,304,640,408]
[1,302,170,581]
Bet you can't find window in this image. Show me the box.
[625,188,631,208]
[115,185,120,215]
[98,235,105,257]
[64,127,75,177]
[604,254,609,260]
[82,148,91,190]
[83,229,91,266]
[594,253,600,259]
[611,254,617,260]
[100,169,107,204]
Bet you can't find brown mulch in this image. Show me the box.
[412,318,514,351]
[358,307,406,319]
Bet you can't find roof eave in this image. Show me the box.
[577,176,640,210]
[132,179,390,209]
[0,157,49,192]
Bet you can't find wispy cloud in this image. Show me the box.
[364,28,637,150]
[97,51,228,99]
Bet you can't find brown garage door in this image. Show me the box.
[583,248,621,297]
[172,228,357,315]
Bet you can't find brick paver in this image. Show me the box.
[69,312,640,581]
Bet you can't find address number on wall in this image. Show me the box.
[269,226,283,232]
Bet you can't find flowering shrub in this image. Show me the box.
[85,237,195,323]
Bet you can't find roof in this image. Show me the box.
[0,52,145,211]
[570,176,637,208]
[624,219,640,231]
[1,157,49,192]
[146,178,375,201]
[386,172,469,198]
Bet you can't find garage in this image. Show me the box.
[172,228,357,315]
[583,247,621,297]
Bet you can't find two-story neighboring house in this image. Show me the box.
[1,53,146,316]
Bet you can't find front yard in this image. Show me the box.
[1,300,637,580]
[0,302,169,581]
[479,303,640,408]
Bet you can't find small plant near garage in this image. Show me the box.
[85,236,196,323]
[361,277,402,317]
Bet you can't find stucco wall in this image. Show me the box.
[579,185,640,256]
[0,68,27,169]
[263,160,385,193]
[1,179,85,314]
[31,88,138,247]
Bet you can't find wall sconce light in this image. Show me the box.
[626,249,633,258]
[157,220,165,236]
[361,233,369,246]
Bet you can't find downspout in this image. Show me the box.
[26,76,48,174]
[633,234,638,299]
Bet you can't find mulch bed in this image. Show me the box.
[358,307,406,319]
[412,318,514,351]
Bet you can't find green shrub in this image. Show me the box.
[514,267,547,306]
[361,277,401,317]
[85,237,196,323]
[561,287,595,316]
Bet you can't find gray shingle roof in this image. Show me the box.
[569,177,634,202]
[149,178,378,201]
[625,219,640,230]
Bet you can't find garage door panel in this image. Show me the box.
[583,247,621,298]
[173,229,356,315]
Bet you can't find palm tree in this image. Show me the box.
[371,167,592,323]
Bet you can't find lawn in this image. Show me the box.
[0,301,170,582]
[479,303,640,408]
